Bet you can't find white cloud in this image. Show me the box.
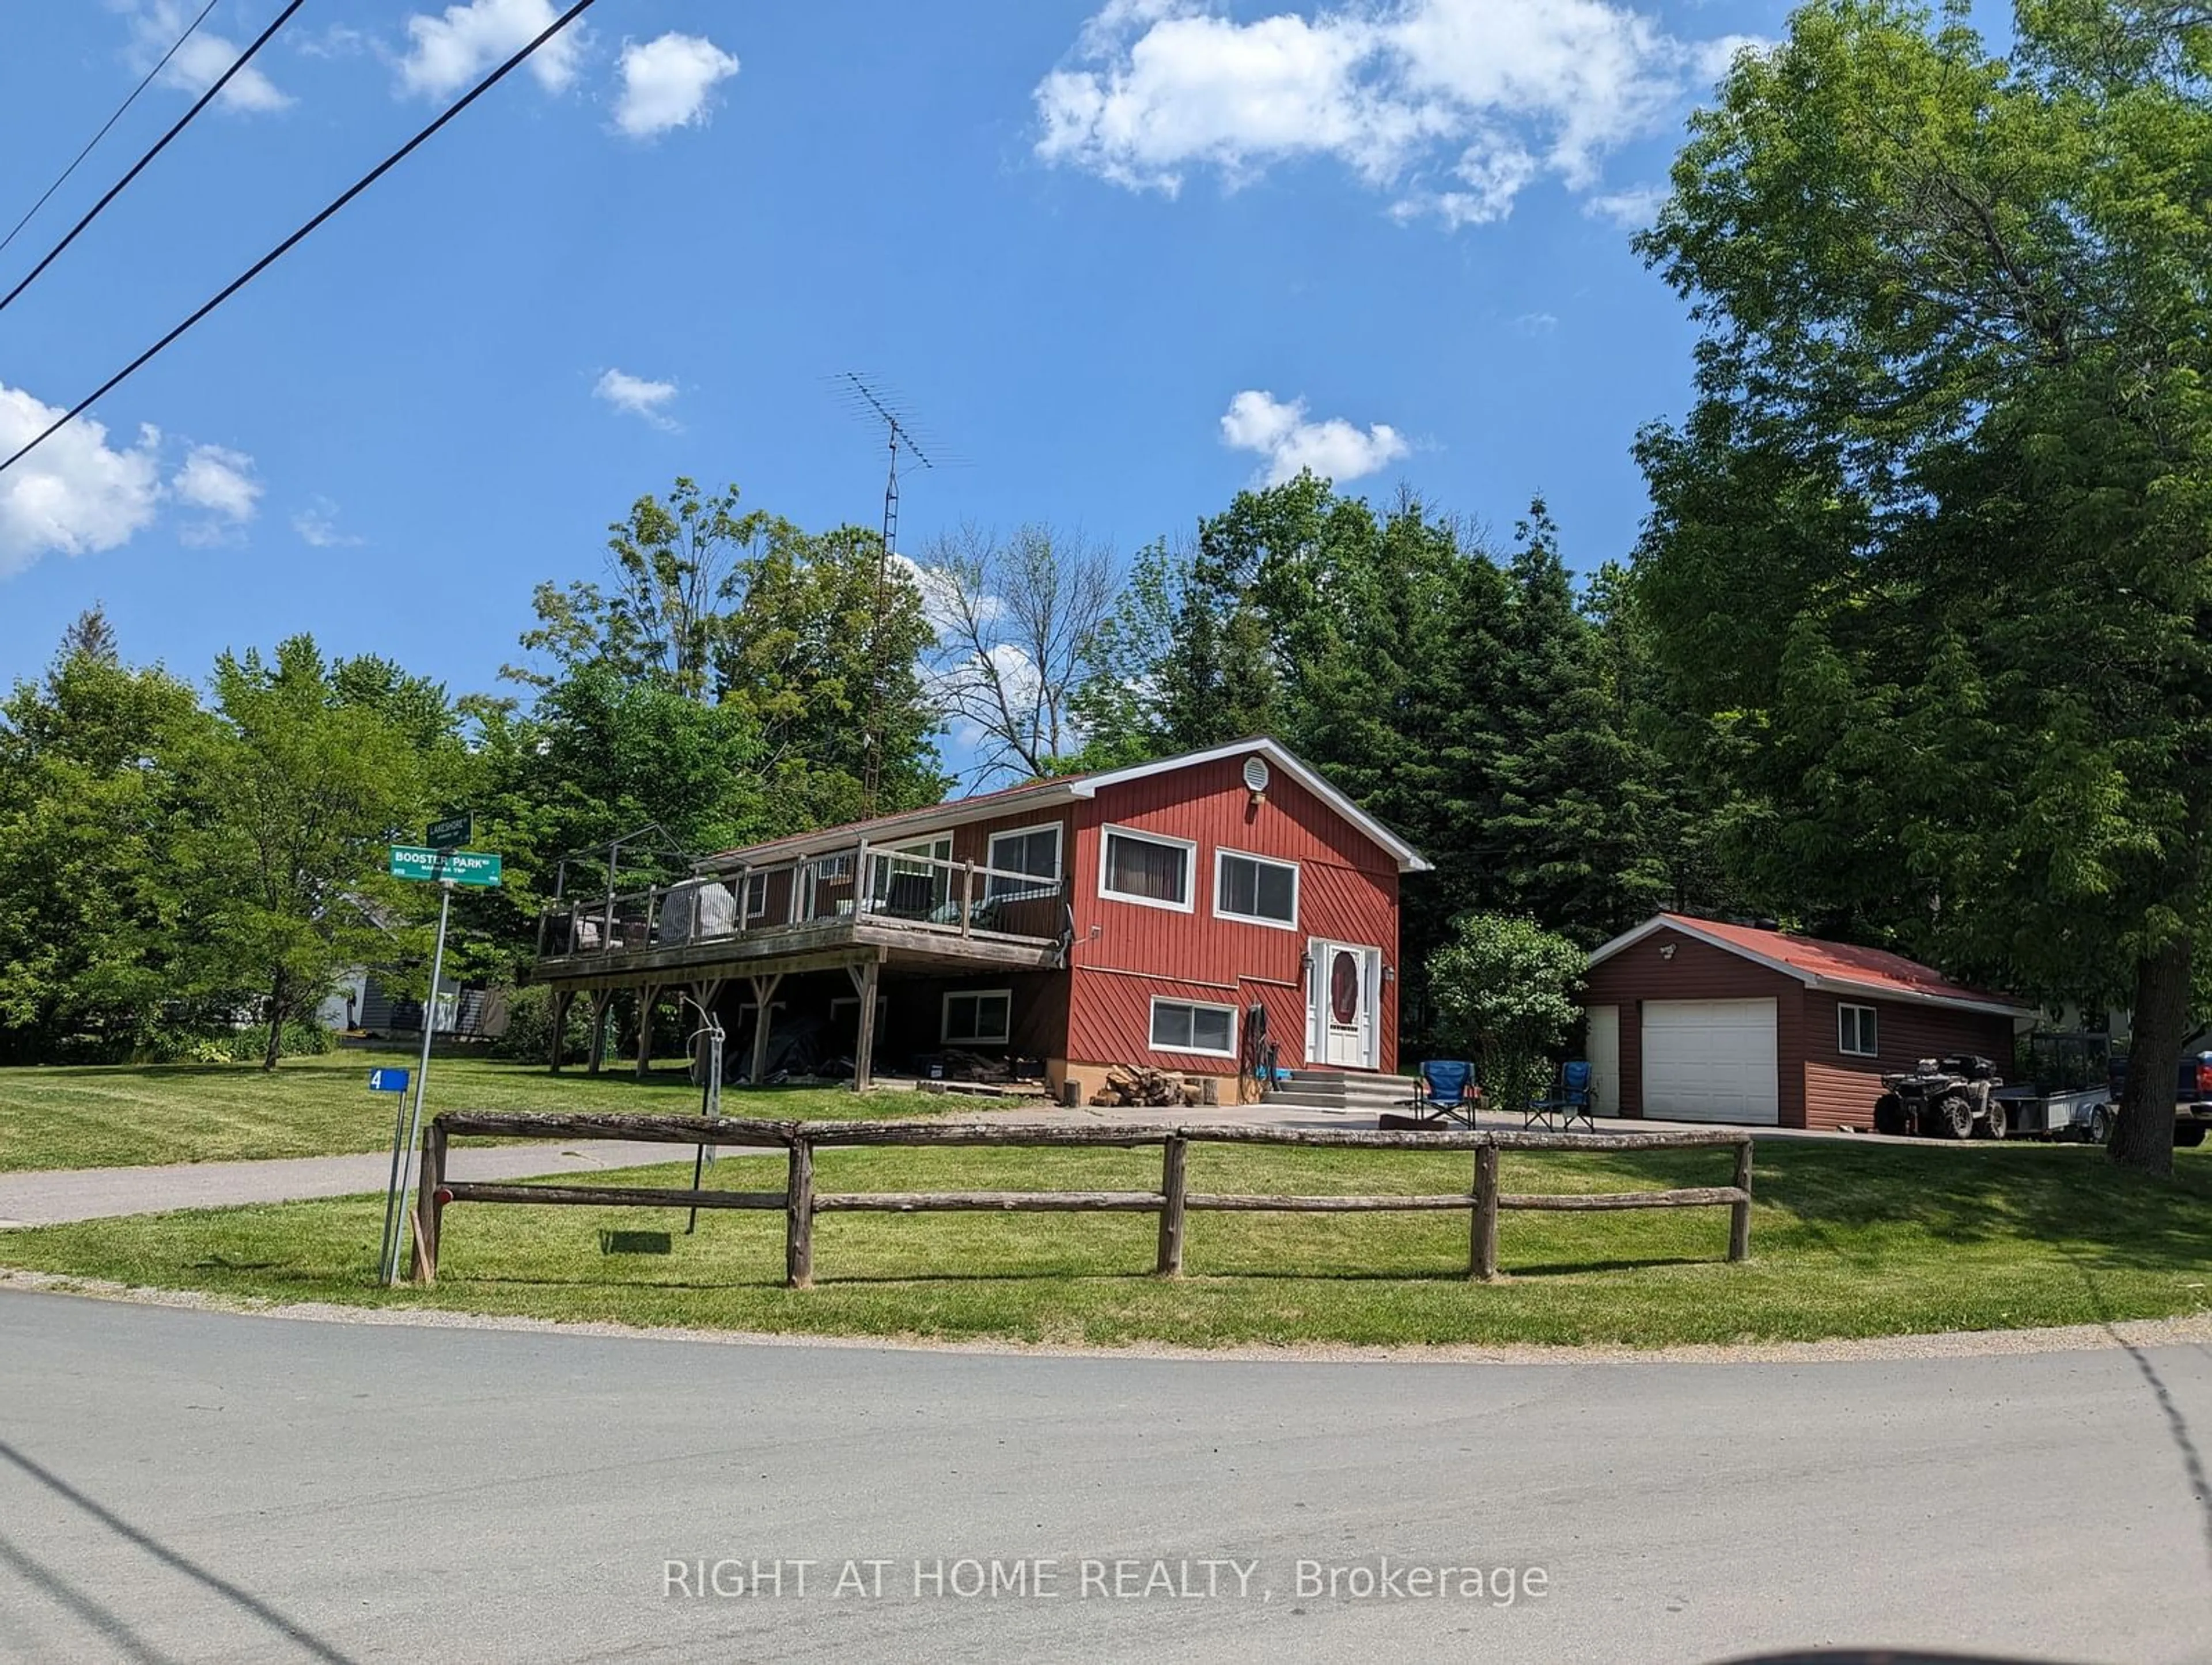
[0,383,163,576]
[592,368,680,429]
[172,444,261,521]
[1036,0,1740,225]
[398,0,585,98]
[171,444,262,546]
[1219,389,1408,486]
[1583,181,1668,229]
[125,2,293,112]
[1513,310,1559,334]
[614,33,740,138]
[293,495,365,548]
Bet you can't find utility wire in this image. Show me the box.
[0,0,224,261]
[0,0,603,479]
[0,0,307,319]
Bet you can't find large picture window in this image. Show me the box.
[1149,998,1237,1058]
[943,989,1012,1046]
[986,824,1063,899]
[1100,827,1195,911]
[1214,849,1298,928]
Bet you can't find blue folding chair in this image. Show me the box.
[1527,1060,1596,1132]
[1400,1059,1479,1129]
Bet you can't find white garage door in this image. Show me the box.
[1641,999,1778,1125]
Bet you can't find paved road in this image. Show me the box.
[0,1108,1887,1231]
[3,1290,2209,1663]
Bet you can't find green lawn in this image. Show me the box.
[6,1137,2209,1348]
[0,1054,1010,1172]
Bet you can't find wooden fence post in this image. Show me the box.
[786,1134,815,1289]
[410,1122,446,1285]
[1471,1142,1501,1282]
[1156,1136,1187,1276]
[1729,1137,1753,1262]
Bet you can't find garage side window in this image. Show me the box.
[1838,1003,1878,1057]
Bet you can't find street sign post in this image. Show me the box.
[378,837,499,1284]
[390,846,501,887]
[426,812,472,852]
[368,1068,411,1094]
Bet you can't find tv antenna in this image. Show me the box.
[834,372,944,816]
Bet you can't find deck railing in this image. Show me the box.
[535,843,1071,963]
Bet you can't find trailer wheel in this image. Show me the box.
[1873,1093,1906,1137]
[1934,1093,1976,1140]
[2177,1122,2209,1149]
[2086,1105,2113,1146]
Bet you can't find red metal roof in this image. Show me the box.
[1658,914,2029,1012]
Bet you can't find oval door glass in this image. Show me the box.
[1329,950,1360,1025]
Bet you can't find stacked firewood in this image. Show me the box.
[1089,1064,1198,1108]
[940,1048,1014,1084]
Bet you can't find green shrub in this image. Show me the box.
[491,985,592,1064]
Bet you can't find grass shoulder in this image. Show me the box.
[4,1138,2207,1350]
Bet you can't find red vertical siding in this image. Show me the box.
[1801,992,2016,1131]
[1582,928,1807,1125]
[1063,755,1403,1072]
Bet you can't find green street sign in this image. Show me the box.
[391,845,502,887]
[426,812,472,852]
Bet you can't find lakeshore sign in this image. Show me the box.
[426,812,473,852]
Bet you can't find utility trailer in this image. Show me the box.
[1989,1032,2115,1143]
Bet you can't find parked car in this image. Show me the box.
[2105,1050,2212,1147]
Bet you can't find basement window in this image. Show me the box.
[943,990,1012,1046]
[1839,1004,1879,1057]
[1150,998,1237,1059]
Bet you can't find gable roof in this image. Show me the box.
[698,738,1432,873]
[1588,913,2036,1019]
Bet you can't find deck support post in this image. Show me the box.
[748,972,783,1086]
[634,983,656,1081]
[586,989,612,1074]
[548,989,575,1072]
[847,957,881,1093]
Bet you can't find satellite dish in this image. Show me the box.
[1243,756,1271,793]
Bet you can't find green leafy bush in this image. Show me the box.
[1427,913,1587,1114]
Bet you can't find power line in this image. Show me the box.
[0,0,604,479]
[0,0,307,319]
[0,0,224,261]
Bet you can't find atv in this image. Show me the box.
[1873,1054,2008,1140]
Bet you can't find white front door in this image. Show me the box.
[1640,998,1779,1124]
[1307,941,1381,1070]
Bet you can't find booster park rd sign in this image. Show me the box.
[389,846,502,887]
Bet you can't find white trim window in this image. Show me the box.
[1838,1002,1878,1057]
[942,989,1013,1046]
[1099,825,1196,912]
[1149,997,1237,1059]
[986,822,1063,898]
[1214,848,1298,929]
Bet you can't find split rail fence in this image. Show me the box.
[408,1111,1754,1288]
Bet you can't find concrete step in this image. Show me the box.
[1263,1071,1422,1111]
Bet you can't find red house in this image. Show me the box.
[1582,914,2036,1129]
[530,740,1429,1103]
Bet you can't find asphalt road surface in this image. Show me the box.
[3,1289,2209,1664]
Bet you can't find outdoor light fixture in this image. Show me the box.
[1660,943,1677,960]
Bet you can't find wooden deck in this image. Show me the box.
[529,914,1063,993]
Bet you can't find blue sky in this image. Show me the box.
[1,0,1787,707]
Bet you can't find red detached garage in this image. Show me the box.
[1582,915,2037,1130]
